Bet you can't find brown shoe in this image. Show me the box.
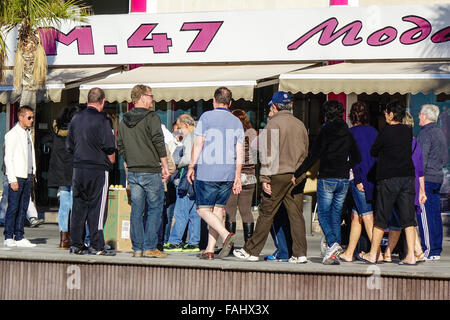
[143,249,168,258]
[132,251,143,257]
[217,233,235,259]
[199,251,214,260]
[59,232,70,250]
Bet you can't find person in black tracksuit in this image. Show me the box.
[66,88,116,255]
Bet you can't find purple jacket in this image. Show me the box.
[412,137,424,207]
[350,125,378,201]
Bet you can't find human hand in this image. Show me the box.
[10,182,19,192]
[356,183,365,192]
[291,175,296,186]
[161,167,170,182]
[419,191,427,205]
[262,182,272,195]
[187,167,195,185]
[233,176,242,195]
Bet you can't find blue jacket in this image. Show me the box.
[350,125,378,201]
[417,122,448,184]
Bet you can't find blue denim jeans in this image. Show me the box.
[4,175,32,241]
[168,190,200,245]
[0,176,9,224]
[161,201,175,244]
[58,186,72,232]
[128,171,164,252]
[317,178,349,247]
[194,180,233,208]
[269,204,292,260]
[349,180,373,216]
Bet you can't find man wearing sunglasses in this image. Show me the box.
[3,106,37,248]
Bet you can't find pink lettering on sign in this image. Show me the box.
[180,21,223,52]
[127,24,172,53]
[288,18,363,50]
[104,45,118,55]
[367,27,397,46]
[431,27,450,43]
[39,26,94,55]
[289,15,449,50]
[400,16,431,45]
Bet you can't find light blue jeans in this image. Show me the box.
[317,178,349,247]
[0,176,9,224]
[58,186,72,232]
[128,172,164,252]
[168,190,200,245]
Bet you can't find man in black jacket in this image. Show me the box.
[117,84,170,258]
[67,88,116,256]
[293,100,361,265]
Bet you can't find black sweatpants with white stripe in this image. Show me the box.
[70,168,109,251]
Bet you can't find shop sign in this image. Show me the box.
[3,4,449,66]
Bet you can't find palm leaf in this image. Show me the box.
[1,0,91,92]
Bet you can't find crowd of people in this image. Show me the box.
[1,85,448,266]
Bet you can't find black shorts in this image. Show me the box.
[374,176,417,230]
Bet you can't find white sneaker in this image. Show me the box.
[330,242,343,256]
[425,255,440,261]
[233,248,259,261]
[288,256,308,264]
[322,242,342,263]
[4,239,16,247]
[15,238,36,248]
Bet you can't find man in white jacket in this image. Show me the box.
[3,106,37,247]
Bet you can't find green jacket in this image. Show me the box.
[117,108,167,173]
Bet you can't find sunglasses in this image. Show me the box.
[27,116,34,120]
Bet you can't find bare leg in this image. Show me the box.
[362,214,374,240]
[414,227,424,257]
[400,226,417,265]
[360,226,384,263]
[383,230,401,262]
[340,212,361,261]
[197,207,229,253]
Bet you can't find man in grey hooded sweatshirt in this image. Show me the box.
[117,84,170,258]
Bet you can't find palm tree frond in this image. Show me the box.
[13,46,23,92]
[33,43,47,87]
[0,31,6,83]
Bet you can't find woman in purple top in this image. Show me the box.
[340,102,379,262]
[382,112,427,263]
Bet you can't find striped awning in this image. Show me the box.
[0,66,123,104]
[79,64,314,103]
[279,61,450,95]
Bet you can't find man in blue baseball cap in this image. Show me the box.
[268,91,292,107]
[234,91,310,263]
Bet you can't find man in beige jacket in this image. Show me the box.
[234,91,309,263]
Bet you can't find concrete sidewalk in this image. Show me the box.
[1,223,450,279]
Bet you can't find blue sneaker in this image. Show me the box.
[264,250,289,262]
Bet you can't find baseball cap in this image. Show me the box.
[268,91,291,106]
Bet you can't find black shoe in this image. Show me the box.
[69,245,88,255]
[182,244,200,252]
[88,246,116,256]
[163,243,184,252]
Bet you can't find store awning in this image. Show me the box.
[79,64,314,103]
[0,66,123,104]
[279,61,450,95]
